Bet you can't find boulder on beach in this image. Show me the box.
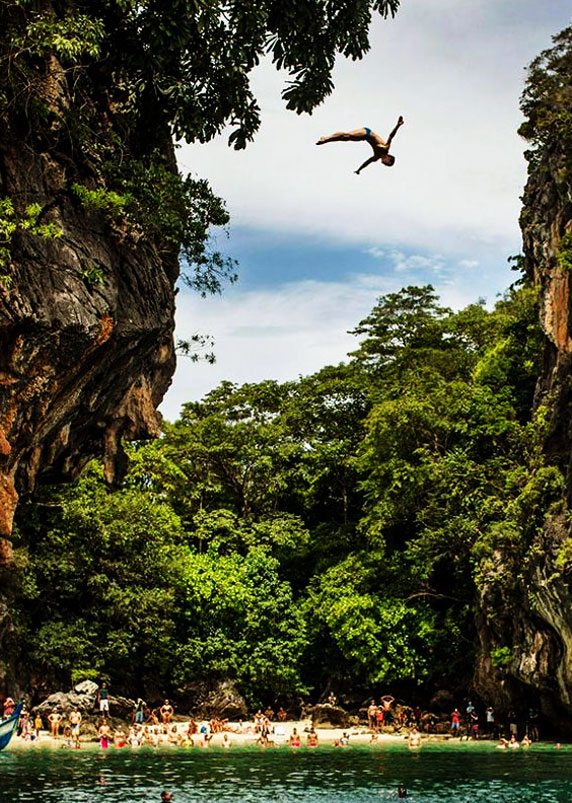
[35,680,134,720]
[176,679,248,719]
[309,703,350,728]
[36,680,98,715]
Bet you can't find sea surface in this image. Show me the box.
[2,742,572,802]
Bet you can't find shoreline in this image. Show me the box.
[6,719,560,751]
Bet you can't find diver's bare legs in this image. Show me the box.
[386,116,404,147]
[316,128,370,144]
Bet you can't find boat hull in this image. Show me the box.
[0,704,22,751]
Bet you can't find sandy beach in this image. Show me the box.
[8,719,423,750]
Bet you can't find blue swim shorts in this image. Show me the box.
[364,127,371,138]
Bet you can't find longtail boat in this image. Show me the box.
[0,704,22,751]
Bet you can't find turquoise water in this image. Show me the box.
[2,743,572,802]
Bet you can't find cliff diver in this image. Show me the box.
[316,116,404,174]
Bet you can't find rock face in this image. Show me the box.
[309,703,350,729]
[0,139,177,547]
[0,39,177,560]
[36,680,136,723]
[176,680,248,719]
[475,29,572,735]
[36,680,99,715]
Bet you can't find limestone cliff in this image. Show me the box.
[0,137,177,555]
[476,26,572,735]
[0,4,180,563]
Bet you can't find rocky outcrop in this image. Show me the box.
[36,680,100,715]
[520,148,572,477]
[35,680,135,720]
[309,703,350,728]
[175,680,248,719]
[0,35,178,560]
[0,142,177,549]
[475,27,572,735]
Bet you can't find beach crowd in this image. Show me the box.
[0,688,545,750]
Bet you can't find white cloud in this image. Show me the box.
[365,248,448,276]
[161,265,503,420]
[177,0,569,257]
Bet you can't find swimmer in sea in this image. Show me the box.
[408,725,421,748]
[289,727,301,748]
[316,116,404,174]
[307,727,319,748]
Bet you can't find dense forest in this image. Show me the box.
[7,279,552,712]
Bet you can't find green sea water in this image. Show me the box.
[2,743,572,802]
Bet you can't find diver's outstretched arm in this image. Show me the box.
[386,116,404,147]
[355,155,377,174]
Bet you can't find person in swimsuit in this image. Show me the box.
[316,117,404,174]
[48,708,62,739]
[289,727,301,747]
[307,727,319,748]
[98,720,111,749]
[160,700,174,726]
[367,700,377,729]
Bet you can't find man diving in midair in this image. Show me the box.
[316,116,405,174]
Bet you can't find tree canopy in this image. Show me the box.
[10,279,558,710]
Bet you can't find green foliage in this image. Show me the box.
[490,646,512,668]
[80,265,105,286]
[519,25,572,166]
[0,197,63,283]
[106,156,237,294]
[305,554,437,685]
[556,232,572,272]
[10,8,105,62]
[12,280,555,705]
[71,184,131,217]
[174,546,307,703]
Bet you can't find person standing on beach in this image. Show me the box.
[48,708,62,739]
[34,711,43,739]
[485,705,495,736]
[380,694,395,725]
[367,700,377,729]
[69,707,82,747]
[161,700,174,726]
[98,682,110,715]
[134,697,146,725]
[3,697,15,718]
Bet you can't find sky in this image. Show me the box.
[160,0,572,421]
